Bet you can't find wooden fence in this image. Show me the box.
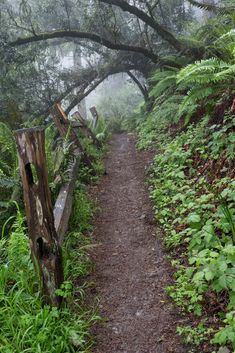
[14,103,100,306]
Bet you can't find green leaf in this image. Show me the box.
[228,292,235,309]
[229,280,235,292]
[204,269,215,281]
[193,270,204,283]
[187,213,201,224]
[218,275,227,289]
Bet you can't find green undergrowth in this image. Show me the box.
[0,114,108,352]
[122,22,235,352]
[142,114,235,352]
[0,186,99,353]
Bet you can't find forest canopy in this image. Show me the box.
[0,0,233,127]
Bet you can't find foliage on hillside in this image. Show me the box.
[149,117,235,352]
[131,19,235,353]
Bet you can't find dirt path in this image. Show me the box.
[89,134,187,353]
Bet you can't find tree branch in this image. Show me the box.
[65,63,138,115]
[38,58,139,118]
[127,71,148,101]
[99,0,184,51]
[10,30,160,63]
[65,76,107,115]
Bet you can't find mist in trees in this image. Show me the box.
[0,0,234,128]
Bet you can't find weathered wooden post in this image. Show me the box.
[15,127,64,307]
[90,106,99,129]
[50,103,95,174]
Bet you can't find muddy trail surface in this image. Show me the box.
[88,133,187,353]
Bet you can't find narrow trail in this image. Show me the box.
[89,134,187,353]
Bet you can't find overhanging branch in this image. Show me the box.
[65,63,138,114]
[10,30,160,63]
[65,76,107,115]
[99,0,184,51]
[127,71,148,101]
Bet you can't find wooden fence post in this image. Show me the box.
[15,127,64,307]
[90,106,99,129]
[50,103,95,174]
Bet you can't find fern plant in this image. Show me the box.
[176,54,235,121]
[149,69,178,99]
[187,0,235,14]
[0,122,17,176]
[0,122,20,233]
[137,24,235,148]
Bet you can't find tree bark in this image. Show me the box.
[15,127,64,307]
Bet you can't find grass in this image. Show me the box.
[0,188,99,353]
[0,113,110,353]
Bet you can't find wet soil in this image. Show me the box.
[88,133,187,353]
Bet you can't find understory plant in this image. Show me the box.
[134,27,235,350]
[145,115,235,351]
[0,189,99,353]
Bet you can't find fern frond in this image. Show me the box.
[160,55,190,68]
[187,0,235,14]
[150,70,178,82]
[179,86,214,115]
[176,103,198,125]
[214,64,235,79]
[152,95,185,124]
[215,29,235,57]
[177,58,231,85]
[149,75,177,98]
[218,28,235,42]
[0,177,17,189]
[0,122,17,176]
